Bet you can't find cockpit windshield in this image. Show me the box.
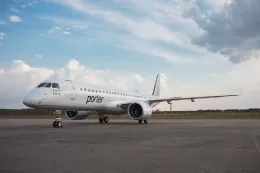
[37,82,60,89]
[45,83,51,88]
[37,83,48,88]
[52,83,60,89]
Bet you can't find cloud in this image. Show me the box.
[51,0,184,45]
[0,60,55,107]
[20,1,38,8]
[27,2,33,7]
[10,7,19,13]
[47,27,71,35]
[48,1,199,49]
[189,0,260,63]
[132,74,144,83]
[0,33,6,40]
[2,57,260,110]
[48,26,62,33]
[198,0,232,10]
[43,0,228,66]
[0,58,169,108]
[160,73,168,90]
[34,54,43,59]
[72,25,87,29]
[0,21,6,25]
[63,31,71,35]
[57,59,146,89]
[9,15,22,22]
[0,32,6,45]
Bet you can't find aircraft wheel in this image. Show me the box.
[103,116,109,123]
[138,120,143,124]
[144,119,148,124]
[53,121,59,128]
[53,121,57,128]
[53,120,63,128]
[99,117,103,123]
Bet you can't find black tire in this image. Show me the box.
[138,120,143,124]
[53,121,58,128]
[103,116,109,123]
[99,117,103,123]
[144,119,148,124]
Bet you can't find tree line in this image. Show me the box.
[0,108,260,116]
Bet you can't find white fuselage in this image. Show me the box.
[23,78,157,113]
[22,73,239,123]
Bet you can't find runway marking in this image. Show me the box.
[251,134,260,153]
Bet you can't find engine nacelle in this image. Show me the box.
[65,111,90,120]
[127,102,152,120]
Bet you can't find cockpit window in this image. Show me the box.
[52,83,60,89]
[37,83,47,88]
[45,83,51,88]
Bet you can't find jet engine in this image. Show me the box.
[127,102,152,120]
[65,111,90,120]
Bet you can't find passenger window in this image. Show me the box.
[52,83,60,89]
[45,83,51,88]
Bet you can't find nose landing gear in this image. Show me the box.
[53,117,63,128]
[138,119,148,124]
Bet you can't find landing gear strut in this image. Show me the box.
[53,117,63,128]
[138,119,148,124]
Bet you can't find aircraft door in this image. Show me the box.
[71,85,77,100]
[65,80,77,100]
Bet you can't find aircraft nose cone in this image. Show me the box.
[23,95,41,107]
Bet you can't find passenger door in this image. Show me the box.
[65,80,77,100]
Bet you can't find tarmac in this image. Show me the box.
[1,118,260,173]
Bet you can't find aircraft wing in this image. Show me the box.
[148,94,240,104]
[108,94,239,110]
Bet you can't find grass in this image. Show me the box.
[1,112,260,119]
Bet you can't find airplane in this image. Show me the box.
[22,73,239,128]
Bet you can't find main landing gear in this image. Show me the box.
[138,119,148,124]
[99,116,109,123]
[53,117,63,128]
[99,115,109,124]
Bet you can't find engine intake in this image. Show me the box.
[127,102,152,120]
[65,111,90,120]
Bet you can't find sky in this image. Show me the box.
[1,0,260,111]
